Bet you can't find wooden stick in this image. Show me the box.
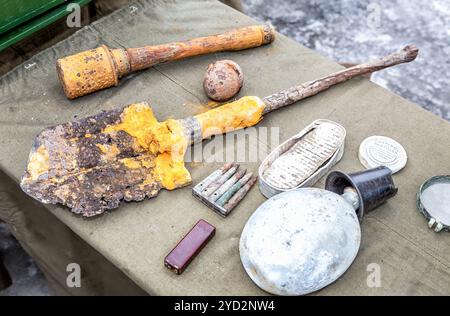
[127,25,274,72]
[262,45,419,113]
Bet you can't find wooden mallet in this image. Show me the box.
[56,25,275,99]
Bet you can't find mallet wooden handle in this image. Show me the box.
[126,25,275,72]
[56,25,275,99]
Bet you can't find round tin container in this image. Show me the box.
[358,136,407,174]
[417,175,450,232]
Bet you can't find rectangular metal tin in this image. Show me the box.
[258,119,346,198]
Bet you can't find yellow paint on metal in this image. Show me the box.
[27,145,49,181]
[96,143,120,161]
[56,45,118,99]
[104,103,191,190]
[194,96,265,139]
[121,158,142,169]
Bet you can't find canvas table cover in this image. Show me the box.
[1,0,450,295]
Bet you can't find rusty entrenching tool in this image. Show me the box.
[21,45,418,217]
[56,25,275,99]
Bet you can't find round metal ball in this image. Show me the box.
[203,60,243,101]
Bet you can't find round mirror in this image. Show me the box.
[417,175,450,232]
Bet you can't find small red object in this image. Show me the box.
[164,219,216,274]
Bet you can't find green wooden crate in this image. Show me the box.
[0,0,91,51]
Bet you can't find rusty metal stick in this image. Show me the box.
[56,25,275,99]
[197,163,234,191]
[202,165,239,196]
[208,168,247,202]
[224,176,258,211]
[192,164,257,217]
[216,172,253,207]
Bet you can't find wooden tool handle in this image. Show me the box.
[126,25,275,72]
[262,45,419,113]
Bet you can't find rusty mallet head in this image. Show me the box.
[56,45,130,100]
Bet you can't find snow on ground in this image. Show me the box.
[243,0,450,120]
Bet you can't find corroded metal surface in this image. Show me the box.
[203,60,243,101]
[216,172,252,205]
[259,119,345,198]
[239,188,361,296]
[193,164,257,217]
[56,45,120,100]
[208,168,246,202]
[20,96,266,217]
[178,116,203,144]
[262,24,276,44]
[222,175,257,211]
[20,102,190,217]
[202,165,239,197]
